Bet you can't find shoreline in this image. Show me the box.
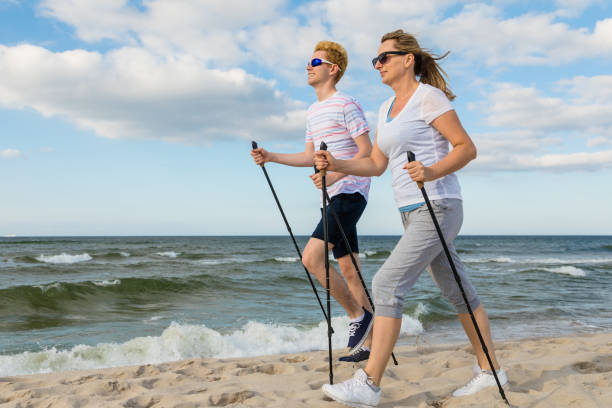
[1,331,610,407]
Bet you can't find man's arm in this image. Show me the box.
[251,142,315,167]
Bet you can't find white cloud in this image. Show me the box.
[485,80,612,137]
[516,150,612,170]
[431,4,612,66]
[0,148,22,158]
[554,0,600,17]
[39,0,285,66]
[469,75,612,171]
[0,44,306,143]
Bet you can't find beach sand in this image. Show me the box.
[1,332,610,407]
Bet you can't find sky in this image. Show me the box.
[0,0,611,236]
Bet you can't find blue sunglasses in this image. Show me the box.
[308,57,341,71]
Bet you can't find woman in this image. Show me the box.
[315,30,507,407]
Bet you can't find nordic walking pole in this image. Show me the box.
[407,151,509,406]
[320,141,333,385]
[313,175,399,365]
[251,141,333,331]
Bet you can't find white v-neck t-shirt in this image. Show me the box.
[377,83,462,208]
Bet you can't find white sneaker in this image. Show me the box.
[322,368,381,408]
[453,367,507,397]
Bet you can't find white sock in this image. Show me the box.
[350,312,365,323]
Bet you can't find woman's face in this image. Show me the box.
[374,40,412,86]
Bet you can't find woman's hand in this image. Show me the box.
[250,147,270,166]
[403,160,435,189]
[314,150,337,172]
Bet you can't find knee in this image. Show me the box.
[338,258,359,281]
[301,248,319,273]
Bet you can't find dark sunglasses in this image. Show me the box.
[307,57,341,71]
[371,51,409,68]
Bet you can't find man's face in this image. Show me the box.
[307,50,333,86]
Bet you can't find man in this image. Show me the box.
[251,41,373,361]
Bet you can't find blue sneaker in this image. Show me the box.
[347,308,373,353]
[339,347,370,362]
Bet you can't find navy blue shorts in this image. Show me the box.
[311,192,367,259]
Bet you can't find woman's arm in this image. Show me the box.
[314,132,388,177]
[311,133,373,188]
[404,110,476,184]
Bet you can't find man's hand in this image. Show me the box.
[250,147,270,166]
[310,171,342,190]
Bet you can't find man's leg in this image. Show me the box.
[337,254,372,313]
[302,237,363,319]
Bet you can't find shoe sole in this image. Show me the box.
[348,316,374,354]
[339,351,370,363]
[322,387,377,408]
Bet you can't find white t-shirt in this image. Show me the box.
[376,83,462,208]
[306,91,371,202]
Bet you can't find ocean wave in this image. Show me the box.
[464,256,514,264]
[274,257,300,263]
[0,275,234,314]
[540,266,587,277]
[465,255,612,265]
[197,256,258,265]
[95,251,131,260]
[156,251,181,258]
[35,253,92,264]
[93,279,121,287]
[362,250,391,259]
[0,312,424,377]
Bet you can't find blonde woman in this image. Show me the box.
[315,30,506,407]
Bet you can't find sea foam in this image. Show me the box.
[0,312,423,377]
[156,251,180,258]
[36,253,92,264]
[541,266,587,277]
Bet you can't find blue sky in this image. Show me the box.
[1,0,611,236]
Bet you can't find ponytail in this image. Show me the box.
[381,30,455,101]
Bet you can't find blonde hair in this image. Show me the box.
[314,41,347,83]
[381,30,455,101]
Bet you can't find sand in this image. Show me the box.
[1,332,610,407]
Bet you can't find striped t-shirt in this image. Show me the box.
[305,91,371,203]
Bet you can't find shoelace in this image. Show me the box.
[346,372,369,390]
[463,372,488,389]
[347,321,361,337]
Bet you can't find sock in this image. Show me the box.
[350,312,365,323]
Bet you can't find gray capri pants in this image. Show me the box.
[372,198,481,318]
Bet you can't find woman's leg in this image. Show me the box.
[458,305,499,371]
[363,315,402,386]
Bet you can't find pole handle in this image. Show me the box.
[252,140,265,167]
[319,142,328,176]
[406,151,423,189]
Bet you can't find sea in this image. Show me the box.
[0,235,610,377]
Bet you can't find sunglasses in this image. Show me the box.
[308,57,341,71]
[371,51,409,68]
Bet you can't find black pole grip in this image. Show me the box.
[252,141,258,149]
[319,142,328,176]
[407,151,415,162]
